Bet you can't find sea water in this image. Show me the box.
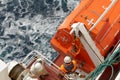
[0,0,79,63]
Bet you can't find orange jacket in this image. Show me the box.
[60,60,77,73]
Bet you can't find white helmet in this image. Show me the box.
[64,56,72,63]
[30,62,43,74]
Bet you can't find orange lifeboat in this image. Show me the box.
[51,0,120,73]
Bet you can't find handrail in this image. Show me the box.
[34,50,60,69]
[89,0,118,31]
[33,50,71,80]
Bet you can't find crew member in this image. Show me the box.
[29,58,48,80]
[60,56,77,74]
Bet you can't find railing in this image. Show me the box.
[22,50,72,80]
[89,0,118,31]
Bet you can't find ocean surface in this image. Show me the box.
[0,0,79,63]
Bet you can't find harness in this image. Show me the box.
[64,62,74,73]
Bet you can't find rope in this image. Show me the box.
[85,45,120,80]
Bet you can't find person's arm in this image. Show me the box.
[58,65,67,79]
[60,64,67,73]
[72,60,77,72]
